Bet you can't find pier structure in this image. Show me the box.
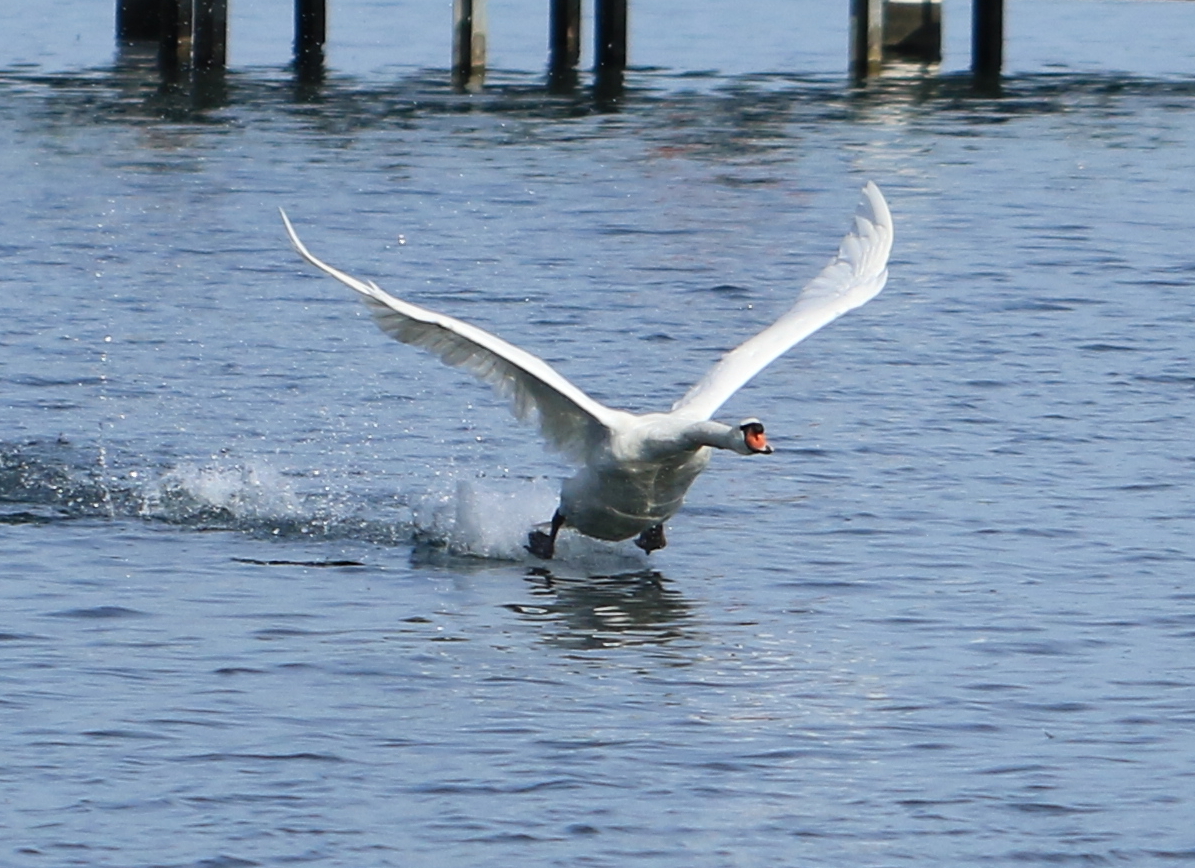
[116,0,1005,90]
[852,0,945,74]
[118,0,229,76]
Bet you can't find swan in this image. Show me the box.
[280,182,892,558]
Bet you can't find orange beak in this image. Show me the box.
[745,428,772,454]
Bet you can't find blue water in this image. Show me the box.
[3,2,1195,866]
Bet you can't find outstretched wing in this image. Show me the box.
[670,181,893,421]
[281,210,627,462]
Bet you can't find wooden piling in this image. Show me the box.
[849,0,883,79]
[116,0,160,42]
[548,0,581,89]
[193,0,228,71]
[158,0,193,77]
[594,0,627,72]
[973,0,1004,81]
[295,0,327,78]
[110,0,993,95]
[594,0,627,98]
[452,0,487,91]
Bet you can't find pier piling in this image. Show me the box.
[549,0,582,89]
[973,0,1004,82]
[594,0,628,97]
[158,0,194,76]
[193,0,228,71]
[854,0,942,77]
[594,0,628,72]
[112,0,1003,94]
[294,0,326,78]
[850,0,883,79]
[452,0,488,90]
[116,0,160,42]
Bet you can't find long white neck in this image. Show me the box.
[680,420,749,454]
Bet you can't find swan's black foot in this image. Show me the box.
[526,510,565,560]
[634,523,666,553]
[527,529,555,559]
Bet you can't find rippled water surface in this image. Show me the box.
[3,2,1195,866]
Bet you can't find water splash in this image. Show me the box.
[0,439,649,564]
[410,478,559,559]
[138,462,304,525]
[0,438,120,518]
[410,477,649,567]
[0,439,373,537]
[133,458,413,545]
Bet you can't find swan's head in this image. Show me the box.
[738,418,773,455]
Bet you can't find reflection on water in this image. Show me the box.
[513,568,695,650]
[9,49,1195,141]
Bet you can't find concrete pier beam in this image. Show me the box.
[884,0,941,62]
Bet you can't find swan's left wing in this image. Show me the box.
[281,210,626,463]
[670,181,893,421]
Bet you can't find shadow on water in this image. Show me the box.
[510,567,697,651]
[4,51,1195,133]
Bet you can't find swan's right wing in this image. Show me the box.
[281,210,626,463]
[670,181,893,420]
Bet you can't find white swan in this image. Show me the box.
[281,182,892,558]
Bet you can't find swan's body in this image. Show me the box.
[281,182,893,557]
[559,416,736,542]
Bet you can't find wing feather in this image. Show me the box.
[670,181,893,420]
[280,210,625,462]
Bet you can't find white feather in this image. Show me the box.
[280,209,629,463]
[669,180,893,420]
[281,182,893,551]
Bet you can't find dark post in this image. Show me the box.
[973,0,1003,82]
[594,0,627,99]
[158,0,193,78]
[594,0,627,72]
[193,0,228,71]
[295,0,327,79]
[452,0,487,90]
[452,0,474,86]
[117,0,161,41]
[549,0,581,89]
[850,0,883,79]
[850,0,869,78]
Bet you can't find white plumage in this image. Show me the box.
[281,181,893,558]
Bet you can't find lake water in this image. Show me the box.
[3,1,1195,866]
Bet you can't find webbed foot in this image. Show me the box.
[526,510,565,560]
[634,523,666,553]
[527,529,555,559]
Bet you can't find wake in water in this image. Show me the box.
[0,438,647,564]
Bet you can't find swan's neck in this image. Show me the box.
[681,420,745,454]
